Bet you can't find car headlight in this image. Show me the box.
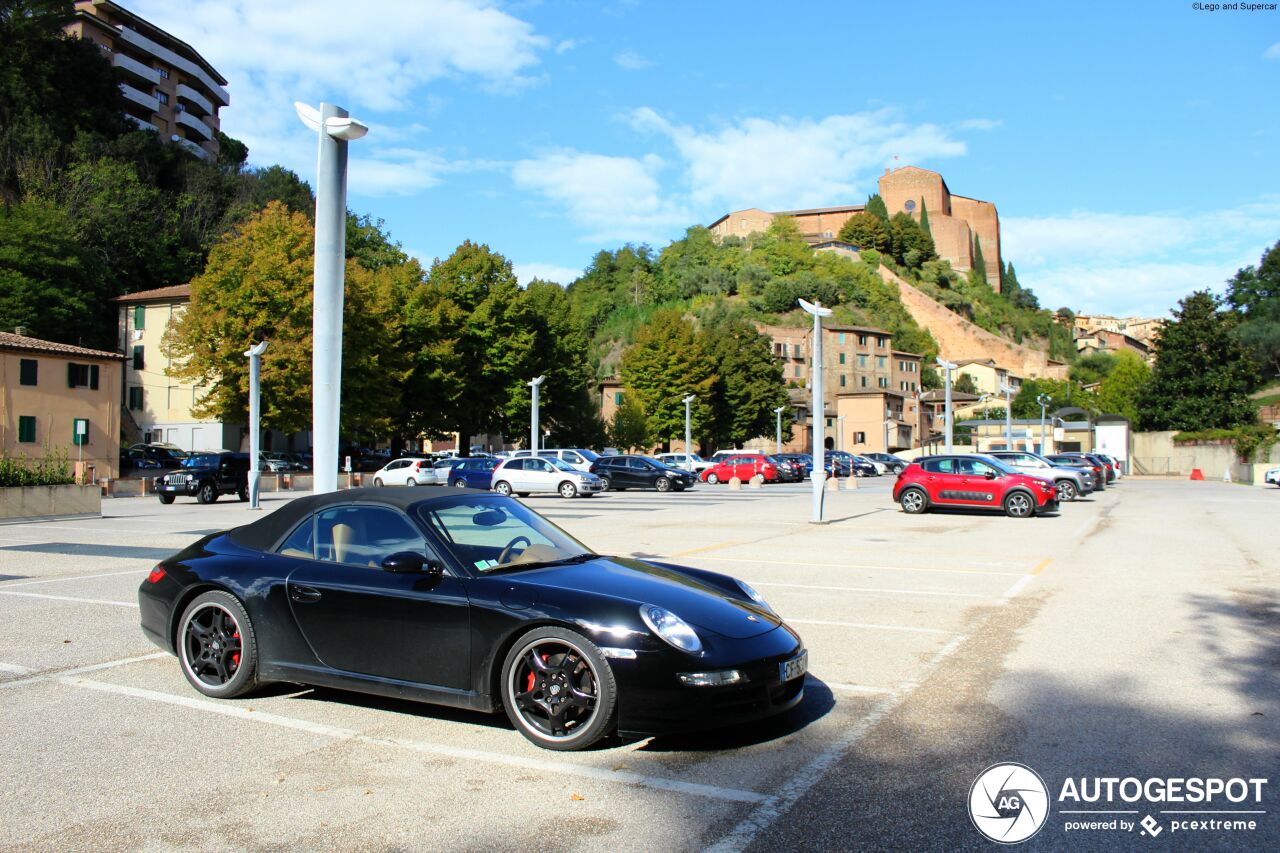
[639,605,703,654]
[735,579,774,613]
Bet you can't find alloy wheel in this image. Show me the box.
[182,603,243,687]
[901,489,926,514]
[509,639,600,741]
[1057,480,1077,501]
[1005,492,1033,518]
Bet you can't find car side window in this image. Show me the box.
[315,506,430,568]
[970,460,996,476]
[504,459,524,471]
[535,459,555,473]
[923,458,954,474]
[278,517,315,560]
[563,452,582,464]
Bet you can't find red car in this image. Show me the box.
[700,454,778,484]
[893,454,1058,518]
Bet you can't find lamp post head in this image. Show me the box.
[797,298,833,317]
[244,340,269,358]
[1037,393,1051,407]
[529,375,546,388]
[295,101,368,140]
[682,394,696,404]
[937,358,957,372]
[774,406,786,414]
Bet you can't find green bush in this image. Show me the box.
[0,449,75,487]
[1172,424,1278,461]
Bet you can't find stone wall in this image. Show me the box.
[1131,431,1280,483]
[0,484,101,521]
[879,266,1068,381]
[949,195,1002,291]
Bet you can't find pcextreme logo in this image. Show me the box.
[968,764,1271,843]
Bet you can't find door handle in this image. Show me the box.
[290,585,322,603]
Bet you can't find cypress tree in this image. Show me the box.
[919,198,931,235]
[866,194,889,226]
[971,235,987,285]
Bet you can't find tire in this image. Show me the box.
[374,477,384,487]
[158,494,175,505]
[598,476,611,492]
[406,478,417,487]
[654,477,671,493]
[706,472,720,484]
[196,481,217,505]
[899,487,928,514]
[1003,491,1035,518]
[500,626,617,751]
[494,481,513,496]
[559,481,578,499]
[517,492,530,498]
[177,591,259,699]
[237,487,248,502]
[453,478,468,488]
[1056,480,1077,502]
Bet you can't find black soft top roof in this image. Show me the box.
[227,486,491,551]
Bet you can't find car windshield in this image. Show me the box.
[976,455,1017,475]
[183,454,220,468]
[577,449,601,462]
[418,496,593,573]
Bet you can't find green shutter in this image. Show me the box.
[18,416,36,443]
[19,359,37,385]
[68,362,78,388]
[90,364,99,390]
[132,346,143,371]
[134,305,145,330]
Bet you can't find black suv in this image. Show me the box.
[156,452,250,504]
[589,455,697,492]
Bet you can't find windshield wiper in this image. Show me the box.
[491,552,599,572]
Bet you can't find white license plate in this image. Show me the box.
[779,650,808,682]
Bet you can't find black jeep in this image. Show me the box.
[155,452,250,505]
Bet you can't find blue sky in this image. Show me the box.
[133,0,1280,317]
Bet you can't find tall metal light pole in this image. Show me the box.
[1000,383,1015,449]
[1037,393,1051,454]
[244,340,269,509]
[937,358,957,454]
[682,394,696,469]
[296,101,367,494]
[528,375,545,453]
[837,414,845,453]
[799,299,832,523]
[774,406,786,455]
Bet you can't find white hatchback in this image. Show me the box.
[371,457,432,487]
[490,456,605,499]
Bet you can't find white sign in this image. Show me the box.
[344,455,352,473]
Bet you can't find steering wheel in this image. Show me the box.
[498,535,532,565]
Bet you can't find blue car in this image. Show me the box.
[447,457,499,489]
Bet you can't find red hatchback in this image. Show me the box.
[701,454,778,484]
[893,454,1058,518]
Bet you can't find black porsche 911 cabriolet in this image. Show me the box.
[138,488,807,750]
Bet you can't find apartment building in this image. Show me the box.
[67,0,229,160]
[954,358,1023,398]
[114,285,239,451]
[833,390,919,454]
[1,331,124,480]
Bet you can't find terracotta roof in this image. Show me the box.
[776,205,864,217]
[920,390,980,403]
[0,332,125,360]
[113,284,191,303]
[891,350,923,358]
[825,323,892,336]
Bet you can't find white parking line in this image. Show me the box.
[61,677,769,805]
[818,680,893,696]
[750,580,985,599]
[0,662,35,674]
[684,555,1027,577]
[999,575,1035,603]
[786,619,947,635]
[0,651,166,690]
[0,590,139,608]
[0,569,149,587]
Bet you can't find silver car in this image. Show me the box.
[988,451,1092,501]
[490,456,605,499]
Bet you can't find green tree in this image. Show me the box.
[953,373,980,395]
[402,240,533,452]
[518,280,606,448]
[865,193,889,226]
[1070,352,1117,386]
[1226,240,1280,378]
[837,211,891,252]
[703,314,789,448]
[888,212,936,268]
[619,309,718,448]
[918,198,931,235]
[1096,350,1151,422]
[163,202,407,437]
[0,199,101,344]
[971,235,987,286]
[1137,291,1260,430]
[1012,378,1095,418]
[607,393,650,452]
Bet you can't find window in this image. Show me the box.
[840,375,847,387]
[854,431,866,444]
[825,418,833,427]
[66,363,98,389]
[20,359,37,386]
[857,334,868,346]
[923,458,956,474]
[278,518,315,559]
[860,376,868,387]
[18,416,36,443]
[315,506,429,568]
[838,333,846,345]
[563,452,583,464]
[72,418,89,446]
[156,66,169,79]
[859,355,867,368]
[877,356,886,369]
[839,353,846,365]
[155,90,169,105]
[878,377,888,388]
[792,343,801,357]
[877,336,887,348]
[132,346,144,370]
[794,365,802,377]
[128,386,143,410]
[614,392,623,405]
[133,306,145,330]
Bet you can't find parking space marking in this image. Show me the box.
[1030,557,1053,575]
[0,651,167,690]
[0,589,139,608]
[786,618,947,635]
[0,569,148,587]
[672,540,745,557]
[998,575,1035,604]
[749,580,986,600]
[818,680,893,696]
[683,555,1027,577]
[0,662,34,674]
[61,677,770,805]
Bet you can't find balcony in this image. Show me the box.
[171,136,210,160]
[119,83,159,113]
[115,26,229,107]
[175,82,212,117]
[112,51,161,86]
[125,114,158,132]
[176,110,212,141]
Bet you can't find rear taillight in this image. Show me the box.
[414,461,424,469]
[146,565,166,584]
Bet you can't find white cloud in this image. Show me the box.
[127,0,548,194]
[1264,42,1280,60]
[513,263,583,286]
[512,150,692,242]
[555,39,579,54]
[1003,199,1280,316]
[614,50,652,70]
[629,107,970,212]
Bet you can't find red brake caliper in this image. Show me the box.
[526,653,549,693]
[231,631,241,668]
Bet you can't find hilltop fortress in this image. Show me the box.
[709,165,1003,291]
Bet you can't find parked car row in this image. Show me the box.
[892,450,1123,519]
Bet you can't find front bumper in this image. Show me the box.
[1038,494,1060,513]
[156,480,199,497]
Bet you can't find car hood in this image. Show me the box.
[508,556,780,639]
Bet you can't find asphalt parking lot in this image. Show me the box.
[1,477,1276,852]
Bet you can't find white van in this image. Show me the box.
[509,447,601,473]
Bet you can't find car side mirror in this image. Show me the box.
[984,471,997,480]
[381,551,442,575]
